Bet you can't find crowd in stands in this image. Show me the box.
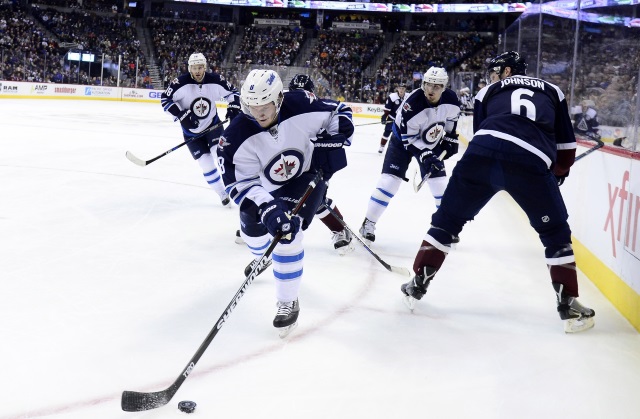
[148,17,232,84]
[1,2,151,87]
[234,25,305,67]
[2,0,639,145]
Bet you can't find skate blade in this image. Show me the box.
[235,236,245,245]
[336,242,355,256]
[402,295,417,311]
[278,322,298,338]
[564,316,595,333]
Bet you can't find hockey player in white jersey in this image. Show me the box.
[288,74,354,255]
[360,67,461,243]
[378,82,407,154]
[160,52,241,206]
[217,69,354,336]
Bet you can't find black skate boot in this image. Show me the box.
[401,266,436,310]
[553,283,595,333]
[359,218,376,243]
[274,299,299,338]
[235,229,245,245]
[331,229,354,256]
[244,255,272,278]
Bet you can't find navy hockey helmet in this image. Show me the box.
[487,51,528,77]
[289,74,314,92]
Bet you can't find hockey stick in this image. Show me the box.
[121,171,322,412]
[322,203,411,277]
[125,119,229,167]
[575,138,605,162]
[355,121,385,127]
[413,151,446,192]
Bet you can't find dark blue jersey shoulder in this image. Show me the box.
[440,89,461,107]
[278,90,338,122]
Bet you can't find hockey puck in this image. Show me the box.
[178,400,197,413]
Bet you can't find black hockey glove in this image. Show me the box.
[440,135,459,160]
[381,113,391,125]
[226,103,241,121]
[311,129,347,150]
[417,149,444,174]
[259,198,301,244]
[178,109,199,130]
[311,129,348,180]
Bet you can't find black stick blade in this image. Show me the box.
[121,387,175,412]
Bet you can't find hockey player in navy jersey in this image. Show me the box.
[288,74,354,255]
[217,69,354,336]
[160,52,241,206]
[571,99,601,141]
[360,67,461,244]
[378,82,407,154]
[401,51,595,333]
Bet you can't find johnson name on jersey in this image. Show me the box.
[472,75,576,168]
[393,88,461,152]
[160,72,240,133]
[217,90,353,207]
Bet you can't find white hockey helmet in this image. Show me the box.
[241,69,284,114]
[188,53,207,82]
[422,67,448,87]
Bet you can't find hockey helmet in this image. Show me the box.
[241,69,284,117]
[188,53,207,82]
[422,67,448,87]
[487,51,527,78]
[289,74,315,92]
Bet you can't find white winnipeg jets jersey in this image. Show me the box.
[160,72,240,133]
[393,88,460,152]
[217,90,353,207]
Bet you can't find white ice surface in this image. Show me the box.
[1,99,639,419]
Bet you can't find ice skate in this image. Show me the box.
[378,145,385,154]
[359,218,376,244]
[244,255,272,278]
[331,229,354,256]
[401,267,434,310]
[274,299,299,338]
[555,288,595,333]
[235,229,245,245]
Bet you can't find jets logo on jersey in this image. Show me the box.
[218,136,230,149]
[422,122,445,145]
[190,97,212,117]
[402,102,413,113]
[264,149,304,185]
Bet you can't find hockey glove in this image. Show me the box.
[311,129,347,150]
[417,149,445,174]
[226,103,241,121]
[311,130,348,180]
[381,113,391,125]
[440,135,459,160]
[259,199,301,244]
[178,109,199,130]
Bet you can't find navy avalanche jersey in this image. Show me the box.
[217,90,353,207]
[472,75,576,168]
[392,88,460,152]
[160,72,240,133]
